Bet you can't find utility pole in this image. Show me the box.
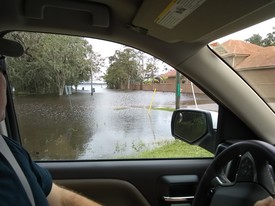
[175,71,181,109]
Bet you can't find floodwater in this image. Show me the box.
[13,85,217,160]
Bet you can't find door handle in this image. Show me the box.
[163,195,194,202]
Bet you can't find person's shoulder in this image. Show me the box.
[1,134,28,154]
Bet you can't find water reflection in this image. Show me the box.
[13,85,216,160]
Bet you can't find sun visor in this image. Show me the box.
[0,38,24,57]
[132,0,275,43]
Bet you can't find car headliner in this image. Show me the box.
[1,0,275,65]
[1,0,275,143]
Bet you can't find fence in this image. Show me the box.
[130,82,204,94]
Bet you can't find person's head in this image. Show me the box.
[0,72,7,121]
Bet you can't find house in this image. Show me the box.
[159,69,203,93]
[219,40,275,101]
[134,69,203,93]
[136,70,176,92]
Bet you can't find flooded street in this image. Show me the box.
[13,85,216,160]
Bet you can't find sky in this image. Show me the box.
[88,38,123,58]
[217,17,275,43]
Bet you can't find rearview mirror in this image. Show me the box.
[171,109,217,151]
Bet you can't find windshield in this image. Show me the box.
[210,17,275,112]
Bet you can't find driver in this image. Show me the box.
[0,70,101,205]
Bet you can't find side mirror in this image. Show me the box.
[171,109,218,152]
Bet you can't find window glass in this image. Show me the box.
[6,32,216,160]
[210,17,275,112]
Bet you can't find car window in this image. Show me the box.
[6,32,216,160]
[210,17,275,113]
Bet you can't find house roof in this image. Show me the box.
[222,39,262,56]
[236,46,275,69]
[221,40,275,69]
[162,40,275,72]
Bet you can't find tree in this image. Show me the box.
[135,51,146,88]
[39,35,97,95]
[104,63,128,89]
[6,32,53,94]
[86,47,104,94]
[245,27,275,47]
[135,52,160,85]
[262,31,275,46]
[144,57,159,83]
[245,34,264,46]
[6,32,101,95]
[65,38,102,93]
[105,48,140,89]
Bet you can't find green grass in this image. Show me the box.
[124,139,213,159]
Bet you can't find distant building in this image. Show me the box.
[160,70,203,93]
[131,69,203,93]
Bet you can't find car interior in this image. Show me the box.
[1,0,275,205]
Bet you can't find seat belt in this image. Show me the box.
[0,134,35,206]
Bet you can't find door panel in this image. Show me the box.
[55,179,151,206]
[39,159,212,206]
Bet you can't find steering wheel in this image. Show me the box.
[192,140,275,206]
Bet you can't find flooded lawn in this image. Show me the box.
[13,85,216,160]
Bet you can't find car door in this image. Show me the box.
[41,159,212,206]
